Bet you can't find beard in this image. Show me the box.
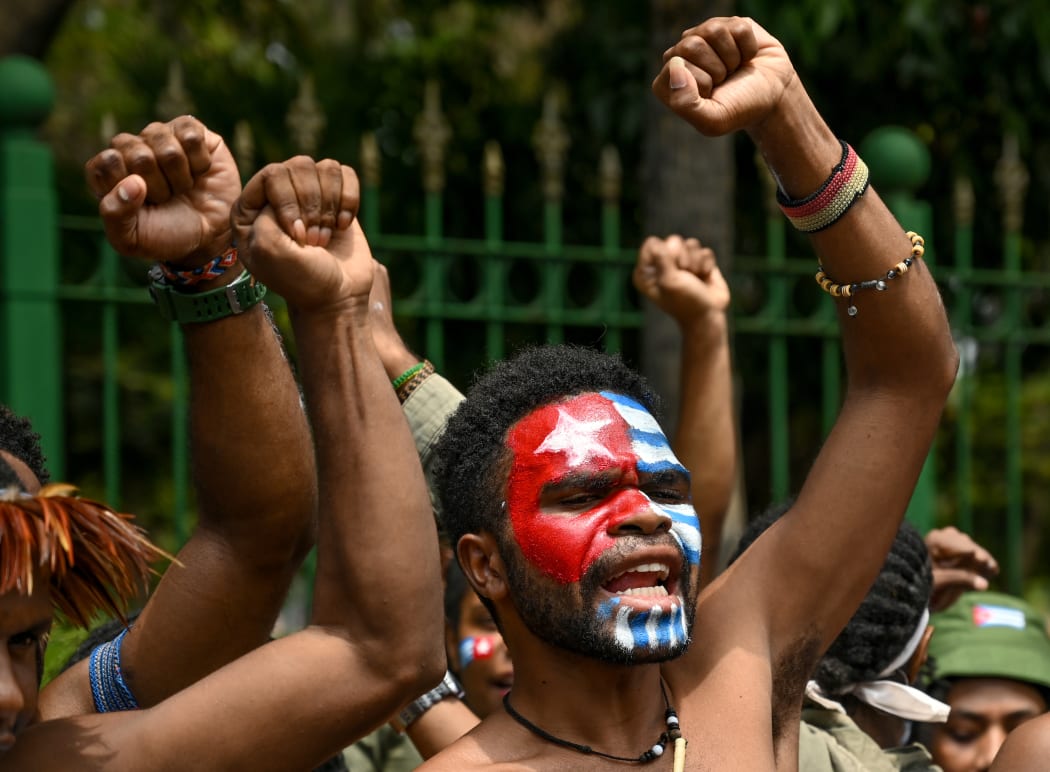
[501,535,699,665]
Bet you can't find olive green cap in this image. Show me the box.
[928,591,1050,690]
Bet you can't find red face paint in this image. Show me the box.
[504,393,656,583]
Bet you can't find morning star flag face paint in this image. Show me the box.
[504,391,701,584]
[458,634,498,670]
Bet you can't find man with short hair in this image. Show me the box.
[421,16,958,770]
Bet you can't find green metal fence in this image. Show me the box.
[0,56,1044,595]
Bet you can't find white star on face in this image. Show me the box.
[533,408,615,466]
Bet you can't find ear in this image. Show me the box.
[906,625,935,685]
[457,532,509,603]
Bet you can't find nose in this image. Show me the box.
[975,725,1009,771]
[0,651,25,728]
[608,490,672,536]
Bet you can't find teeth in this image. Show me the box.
[618,585,669,597]
[611,563,671,581]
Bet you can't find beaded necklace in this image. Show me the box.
[502,680,687,767]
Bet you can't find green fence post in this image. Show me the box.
[757,158,791,501]
[952,177,975,536]
[534,90,568,344]
[860,127,936,533]
[599,145,623,353]
[482,141,507,361]
[0,56,63,480]
[415,81,449,370]
[996,135,1028,596]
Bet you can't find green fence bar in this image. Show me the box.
[0,56,63,479]
[483,142,506,361]
[423,192,445,370]
[953,178,975,535]
[1004,228,1023,595]
[600,145,623,354]
[543,200,565,344]
[100,239,121,507]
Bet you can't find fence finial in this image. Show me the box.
[100,112,117,146]
[156,61,195,121]
[599,145,621,204]
[483,141,505,198]
[532,89,570,201]
[414,80,451,193]
[233,121,255,181]
[994,134,1029,234]
[953,175,975,227]
[360,132,381,187]
[287,74,326,156]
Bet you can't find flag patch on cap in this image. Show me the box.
[972,604,1026,630]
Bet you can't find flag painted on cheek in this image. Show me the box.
[504,392,701,584]
[458,634,498,669]
[602,392,701,567]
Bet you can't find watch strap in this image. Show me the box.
[149,269,267,324]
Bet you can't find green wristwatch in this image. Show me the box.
[148,268,267,324]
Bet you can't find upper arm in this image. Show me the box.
[741,388,942,659]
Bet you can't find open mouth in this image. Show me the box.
[491,673,514,695]
[601,562,676,598]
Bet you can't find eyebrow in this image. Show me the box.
[541,469,623,495]
[643,468,691,487]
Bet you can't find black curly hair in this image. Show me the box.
[731,498,933,693]
[0,404,49,484]
[433,344,658,555]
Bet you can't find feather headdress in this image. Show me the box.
[0,483,173,627]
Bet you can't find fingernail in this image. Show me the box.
[117,185,130,202]
[975,577,989,590]
[669,57,687,90]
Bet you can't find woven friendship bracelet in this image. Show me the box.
[815,231,925,317]
[777,141,870,233]
[157,246,238,287]
[396,360,435,404]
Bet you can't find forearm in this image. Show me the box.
[183,301,315,556]
[673,311,735,587]
[749,79,957,392]
[404,698,481,759]
[292,308,443,656]
[120,272,316,707]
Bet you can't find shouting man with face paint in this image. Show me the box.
[421,16,958,772]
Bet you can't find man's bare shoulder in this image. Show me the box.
[418,717,521,770]
[418,714,587,771]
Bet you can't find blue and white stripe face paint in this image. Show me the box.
[587,392,701,656]
[601,391,702,568]
[597,596,690,656]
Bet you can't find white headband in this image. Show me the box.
[805,608,950,723]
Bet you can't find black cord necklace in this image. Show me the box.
[502,680,683,764]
